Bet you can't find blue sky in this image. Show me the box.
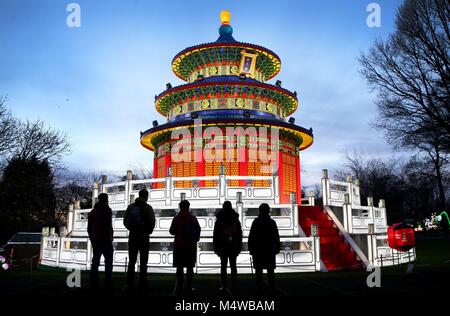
[0,0,404,185]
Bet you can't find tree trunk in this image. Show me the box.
[432,147,447,210]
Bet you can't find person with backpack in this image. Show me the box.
[248,203,281,294]
[213,201,242,294]
[88,193,114,290]
[169,199,201,295]
[123,189,155,291]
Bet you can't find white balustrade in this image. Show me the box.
[367,234,416,267]
[40,236,321,273]
[321,169,388,235]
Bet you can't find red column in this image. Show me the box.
[193,132,205,187]
[278,150,286,204]
[153,155,158,179]
[196,148,205,187]
[165,150,171,177]
[296,154,301,205]
[238,146,247,186]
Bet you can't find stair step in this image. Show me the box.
[300,220,334,228]
[321,244,351,253]
[319,235,342,244]
[298,205,362,271]
[317,227,339,235]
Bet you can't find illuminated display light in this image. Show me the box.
[155,82,298,116]
[172,45,281,82]
[220,10,231,25]
[139,10,314,204]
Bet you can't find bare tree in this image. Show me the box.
[340,151,403,201]
[132,164,153,180]
[0,96,18,159]
[54,169,103,188]
[359,0,450,151]
[411,139,449,209]
[13,119,70,167]
[335,151,407,222]
[52,169,104,225]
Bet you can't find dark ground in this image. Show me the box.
[1,238,449,296]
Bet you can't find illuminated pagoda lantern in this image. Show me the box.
[140,10,313,204]
[40,11,415,274]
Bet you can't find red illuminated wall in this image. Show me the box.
[153,135,301,203]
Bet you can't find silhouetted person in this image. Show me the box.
[213,201,242,293]
[88,193,113,289]
[170,200,200,295]
[248,203,280,294]
[124,189,155,291]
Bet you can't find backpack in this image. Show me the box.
[222,221,238,242]
[126,204,147,232]
[183,216,200,243]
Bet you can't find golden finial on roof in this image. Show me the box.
[220,10,231,25]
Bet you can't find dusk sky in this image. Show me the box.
[0,0,404,186]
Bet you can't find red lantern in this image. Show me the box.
[387,223,415,252]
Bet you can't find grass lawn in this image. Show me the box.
[1,238,449,296]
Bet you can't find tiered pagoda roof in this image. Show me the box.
[140,10,313,153]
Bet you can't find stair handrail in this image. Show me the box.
[323,205,369,267]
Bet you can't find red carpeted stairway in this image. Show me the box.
[298,205,361,270]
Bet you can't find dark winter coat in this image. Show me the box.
[248,214,281,269]
[213,208,242,257]
[123,198,156,239]
[169,209,201,267]
[88,202,113,247]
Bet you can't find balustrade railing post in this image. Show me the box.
[321,169,329,206]
[345,175,353,206]
[219,164,226,205]
[307,191,315,206]
[314,236,321,271]
[311,225,320,271]
[40,227,49,263]
[353,178,361,205]
[56,237,61,268]
[165,167,172,206]
[236,192,244,227]
[273,171,280,204]
[92,181,99,205]
[67,203,74,235]
[368,197,375,230]
[367,234,373,267]
[126,170,133,206]
[86,239,92,270]
[343,193,352,233]
[74,200,82,231]
[290,193,299,235]
[101,175,108,193]
[378,199,387,227]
